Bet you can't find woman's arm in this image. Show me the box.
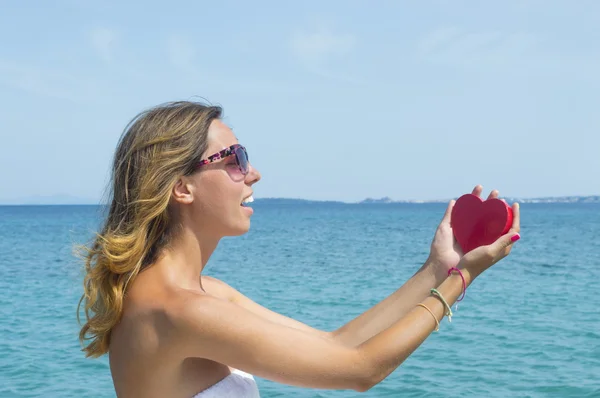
[331,260,446,347]
[217,199,455,347]
[203,275,335,340]
[332,188,516,347]
[221,261,446,347]
[208,265,444,345]
[171,267,470,392]
[216,197,517,348]
[170,225,519,391]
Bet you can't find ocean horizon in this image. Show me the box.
[1,193,599,206]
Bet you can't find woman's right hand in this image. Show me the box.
[458,202,521,281]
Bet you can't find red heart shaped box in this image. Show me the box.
[451,194,514,254]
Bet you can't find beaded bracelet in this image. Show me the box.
[430,288,453,322]
[417,303,440,332]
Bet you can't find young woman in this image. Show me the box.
[78,101,520,397]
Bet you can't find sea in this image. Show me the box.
[0,202,599,397]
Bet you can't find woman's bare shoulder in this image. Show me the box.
[200,275,237,302]
[162,290,368,391]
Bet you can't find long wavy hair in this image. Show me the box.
[77,101,222,358]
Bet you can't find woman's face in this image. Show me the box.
[185,119,261,238]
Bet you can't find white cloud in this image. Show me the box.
[167,35,196,71]
[417,27,462,56]
[90,28,117,64]
[290,26,355,67]
[415,28,600,84]
[288,24,367,86]
[417,28,540,67]
[0,59,103,102]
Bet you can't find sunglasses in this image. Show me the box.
[195,144,250,177]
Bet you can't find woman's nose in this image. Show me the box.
[246,163,261,185]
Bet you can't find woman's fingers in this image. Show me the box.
[471,186,500,200]
[441,199,456,226]
[490,234,518,263]
[511,203,520,233]
[500,203,521,256]
[471,185,483,197]
[498,229,521,258]
[487,189,499,200]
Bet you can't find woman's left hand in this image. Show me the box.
[426,185,501,274]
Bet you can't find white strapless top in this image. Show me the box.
[192,368,260,398]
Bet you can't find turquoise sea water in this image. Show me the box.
[1,203,599,397]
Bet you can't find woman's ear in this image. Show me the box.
[172,177,194,205]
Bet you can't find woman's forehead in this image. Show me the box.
[206,120,238,152]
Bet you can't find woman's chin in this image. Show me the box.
[229,209,252,235]
[220,206,253,237]
[240,205,254,216]
[230,223,251,236]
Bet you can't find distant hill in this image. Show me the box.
[358,195,600,204]
[254,198,345,205]
[0,195,99,205]
[505,195,600,203]
[359,197,395,204]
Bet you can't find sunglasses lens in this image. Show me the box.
[235,146,249,175]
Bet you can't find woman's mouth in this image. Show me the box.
[241,194,254,207]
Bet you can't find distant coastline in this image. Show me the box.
[0,195,598,206]
[356,195,600,204]
[255,195,600,205]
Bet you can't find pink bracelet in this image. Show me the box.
[448,267,466,302]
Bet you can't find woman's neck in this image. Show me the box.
[154,226,220,291]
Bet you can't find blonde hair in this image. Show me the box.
[77,101,222,357]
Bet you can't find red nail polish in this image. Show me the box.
[511,233,521,242]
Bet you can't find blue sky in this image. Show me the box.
[1,1,598,203]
